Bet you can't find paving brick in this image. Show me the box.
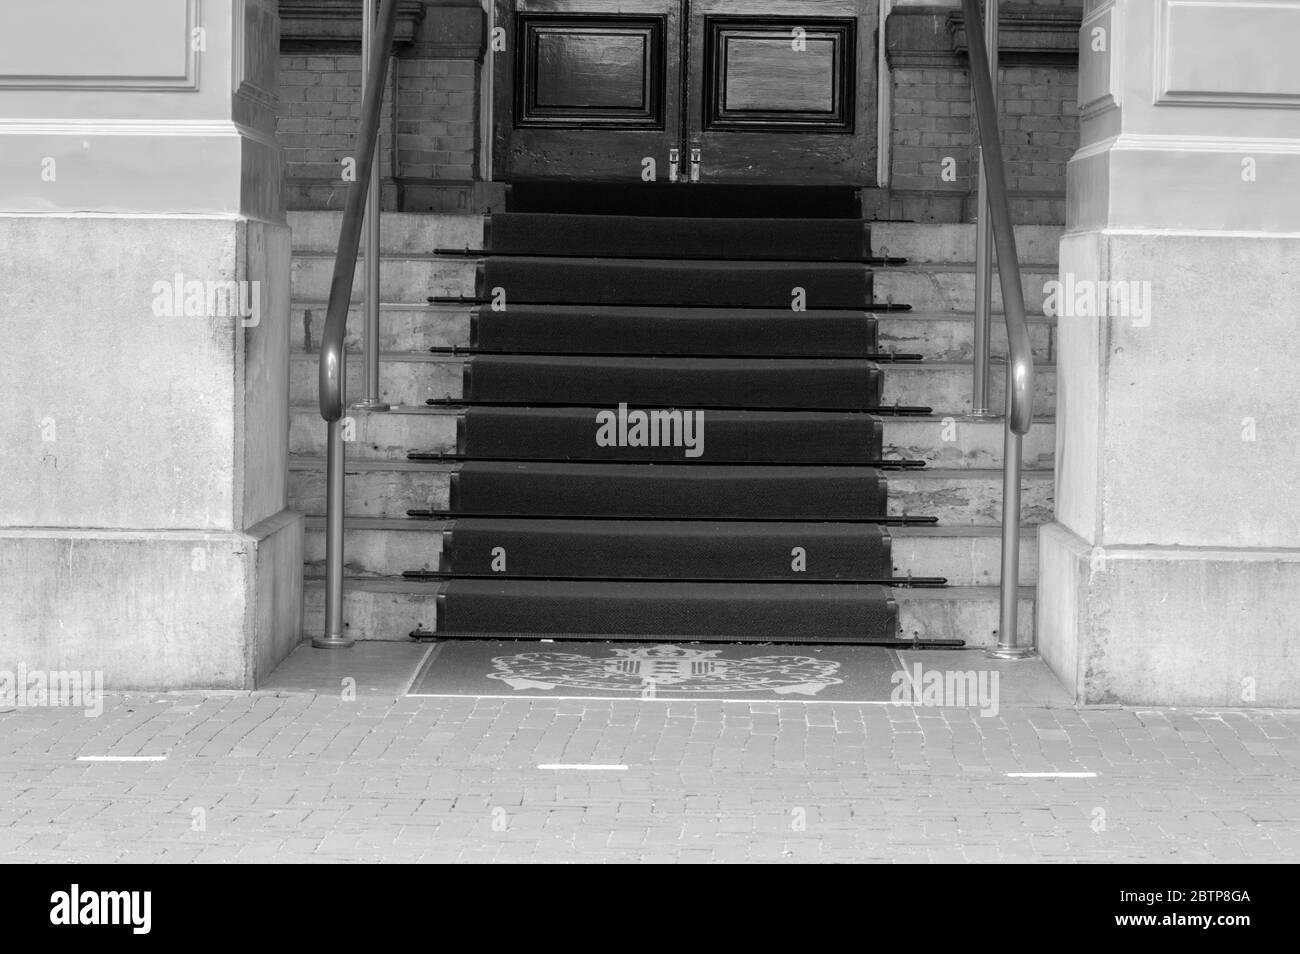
[1,693,1298,862]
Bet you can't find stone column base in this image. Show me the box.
[1037,522,1300,707]
[0,510,303,689]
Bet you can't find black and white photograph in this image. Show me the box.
[0,0,1296,906]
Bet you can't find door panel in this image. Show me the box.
[521,18,663,124]
[704,20,854,128]
[687,0,875,184]
[496,0,682,181]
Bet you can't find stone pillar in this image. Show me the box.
[1038,0,1300,705]
[0,0,303,688]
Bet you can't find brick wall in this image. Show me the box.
[277,0,486,212]
[890,65,973,193]
[890,64,1078,213]
[278,52,396,203]
[394,58,478,182]
[999,66,1079,195]
[884,3,1082,223]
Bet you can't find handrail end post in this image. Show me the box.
[313,416,354,650]
[986,425,1036,660]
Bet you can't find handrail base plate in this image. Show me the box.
[312,634,356,649]
[985,645,1037,660]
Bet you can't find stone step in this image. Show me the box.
[893,586,1036,646]
[287,458,1054,526]
[301,517,1040,586]
[291,252,474,302]
[874,265,1056,315]
[304,517,445,575]
[886,415,1055,470]
[288,303,1057,363]
[290,255,1055,315]
[288,353,1058,417]
[287,213,1061,269]
[288,405,1056,469]
[300,574,1035,648]
[884,363,1056,417]
[890,525,1038,586]
[291,303,470,354]
[877,311,1054,363]
[289,256,1057,316]
[289,211,1060,265]
[869,223,1063,265]
[291,406,456,460]
[888,469,1053,526]
[290,353,461,406]
[289,211,484,255]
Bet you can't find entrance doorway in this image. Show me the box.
[492,0,878,186]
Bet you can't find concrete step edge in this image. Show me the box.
[302,572,1035,599]
[287,456,1056,477]
[299,514,1047,534]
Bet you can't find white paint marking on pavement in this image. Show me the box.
[1005,771,1097,778]
[76,755,167,762]
[400,642,439,697]
[537,763,628,771]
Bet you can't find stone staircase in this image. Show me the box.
[286,211,1059,648]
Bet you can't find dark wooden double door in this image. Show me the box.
[493,0,877,185]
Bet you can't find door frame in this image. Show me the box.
[488,0,884,187]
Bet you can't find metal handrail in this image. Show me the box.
[970,0,998,417]
[961,0,1036,656]
[357,0,390,413]
[314,0,400,649]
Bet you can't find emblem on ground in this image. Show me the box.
[487,644,843,696]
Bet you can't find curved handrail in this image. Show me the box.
[314,0,400,649]
[961,0,1034,435]
[962,0,1036,657]
[319,0,400,423]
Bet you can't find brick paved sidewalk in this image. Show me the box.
[2,690,1298,863]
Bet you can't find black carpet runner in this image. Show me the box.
[470,305,879,356]
[442,407,884,463]
[476,259,872,308]
[430,520,893,581]
[461,356,882,409]
[502,183,861,218]
[484,214,871,261]
[421,188,941,645]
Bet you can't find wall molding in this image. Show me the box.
[1111,132,1300,154]
[886,3,1082,69]
[0,0,202,92]
[278,0,426,52]
[0,118,281,149]
[1077,0,1119,120]
[1154,0,1300,108]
